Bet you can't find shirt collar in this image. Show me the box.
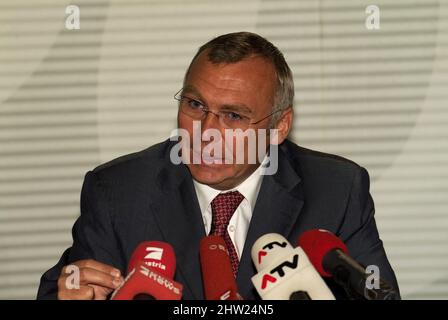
[193,161,265,214]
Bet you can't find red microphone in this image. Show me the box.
[127,241,176,278]
[298,229,399,300]
[111,241,183,300]
[297,229,348,277]
[199,236,243,300]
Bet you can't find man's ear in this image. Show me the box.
[272,107,293,145]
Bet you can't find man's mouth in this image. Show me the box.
[191,149,229,165]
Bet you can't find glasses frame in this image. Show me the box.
[174,88,283,128]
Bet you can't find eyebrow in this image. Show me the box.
[220,104,253,115]
[182,85,253,115]
[182,85,203,99]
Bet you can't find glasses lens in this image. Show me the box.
[178,96,205,119]
[175,91,252,129]
[220,112,250,130]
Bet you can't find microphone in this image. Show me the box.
[250,233,335,300]
[199,236,243,300]
[127,241,176,278]
[298,229,399,300]
[111,241,183,300]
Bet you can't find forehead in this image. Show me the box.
[184,51,277,109]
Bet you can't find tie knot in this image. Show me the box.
[210,191,244,236]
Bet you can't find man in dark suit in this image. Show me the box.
[37,32,399,300]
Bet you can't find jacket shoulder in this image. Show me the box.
[91,139,173,178]
[281,139,365,176]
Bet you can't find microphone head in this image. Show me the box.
[297,229,349,277]
[251,233,294,272]
[199,236,240,300]
[112,260,183,300]
[250,235,336,300]
[128,241,176,278]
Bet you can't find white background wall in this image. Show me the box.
[1,0,447,299]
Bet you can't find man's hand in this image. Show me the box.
[57,259,124,300]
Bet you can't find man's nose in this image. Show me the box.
[200,111,227,159]
[201,110,221,132]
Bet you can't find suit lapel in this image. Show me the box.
[147,140,305,300]
[237,144,305,299]
[149,161,206,299]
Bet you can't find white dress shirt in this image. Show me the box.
[193,163,265,259]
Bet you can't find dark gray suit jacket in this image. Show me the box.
[37,139,400,299]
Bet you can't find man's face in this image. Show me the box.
[177,51,280,190]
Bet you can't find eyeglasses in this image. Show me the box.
[174,88,282,129]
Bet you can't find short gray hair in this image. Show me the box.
[184,32,294,128]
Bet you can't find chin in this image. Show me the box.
[187,163,235,187]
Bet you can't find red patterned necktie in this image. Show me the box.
[210,191,245,278]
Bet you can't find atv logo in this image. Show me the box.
[262,241,288,251]
[258,250,268,264]
[258,241,289,264]
[261,254,299,290]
